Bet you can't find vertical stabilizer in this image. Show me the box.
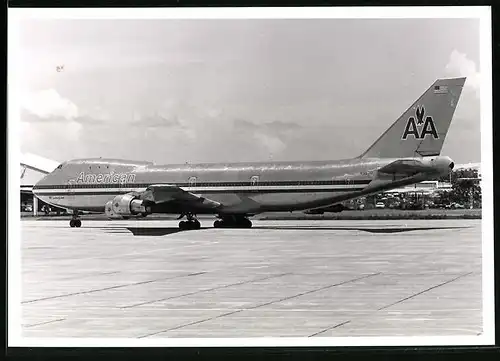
[359,77,466,159]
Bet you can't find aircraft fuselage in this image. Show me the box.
[33,156,449,215]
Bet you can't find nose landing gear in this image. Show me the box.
[69,211,82,228]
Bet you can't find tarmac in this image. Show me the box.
[20,218,483,338]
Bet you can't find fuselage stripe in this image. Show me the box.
[34,187,367,197]
[33,179,372,190]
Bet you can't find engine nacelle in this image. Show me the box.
[110,193,147,216]
[104,200,122,219]
[421,156,455,176]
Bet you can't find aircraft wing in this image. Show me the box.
[140,184,222,210]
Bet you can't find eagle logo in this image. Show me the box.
[402,106,439,140]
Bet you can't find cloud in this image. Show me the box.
[233,118,302,133]
[21,88,79,119]
[265,120,302,133]
[20,109,102,127]
[445,50,480,98]
[135,114,181,128]
[20,115,83,160]
[231,118,302,157]
[19,89,84,159]
[253,133,287,156]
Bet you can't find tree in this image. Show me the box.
[435,168,481,208]
[448,168,481,207]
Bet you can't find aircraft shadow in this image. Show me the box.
[121,225,469,236]
[125,227,209,236]
[251,226,469,234]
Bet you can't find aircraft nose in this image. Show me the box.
[32,173,48,194]
[32,171,55,200]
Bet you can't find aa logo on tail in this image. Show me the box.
[402,106,439,140]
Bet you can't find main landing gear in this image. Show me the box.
[69,211,82,228]
[178,213,201,230]
[213,215,252,228]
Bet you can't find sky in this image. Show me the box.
[15,17,482,165]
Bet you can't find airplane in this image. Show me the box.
[32,77,466,230]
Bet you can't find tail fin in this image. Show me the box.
[359,77,466,159]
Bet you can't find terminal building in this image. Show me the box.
[20,153,60,216]
[385,180,453,196]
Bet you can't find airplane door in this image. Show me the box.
[66,182,75,197]
[250,175,259,186]
[341,174,353,186]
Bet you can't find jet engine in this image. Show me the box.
[104,200,122,219]
[109,193,149,216]
[417,156,455,177]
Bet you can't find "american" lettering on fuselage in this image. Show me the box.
[69,172,137,184]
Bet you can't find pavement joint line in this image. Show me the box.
[302,272,476,335]
[377,272,474,311]
[99,307,482,312]
[308,320,351,337]
[137,310,243,338]
[139,272,381,338]
[243,272,382,311]
[60,271,121,281]
[21,272,208,304]
[23,318,66,328]
[121,272,293,309]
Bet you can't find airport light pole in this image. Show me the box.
[33,196,38,216]
[470,189,473,209]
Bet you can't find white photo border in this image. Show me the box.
[7,5,494,348]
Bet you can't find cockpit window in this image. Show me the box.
[56,164,63,169]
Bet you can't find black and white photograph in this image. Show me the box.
[8,6,494,347]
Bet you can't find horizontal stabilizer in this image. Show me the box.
[377,159,429,175]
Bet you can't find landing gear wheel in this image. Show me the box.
[70,219,82,227]
[179,220,201,230]
[70,210,81,228]
[213,216,252,228]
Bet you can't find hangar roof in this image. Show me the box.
[21,153,60,174]
[21,153,61,189]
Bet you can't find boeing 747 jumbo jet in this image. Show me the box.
[33,77,466,229]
